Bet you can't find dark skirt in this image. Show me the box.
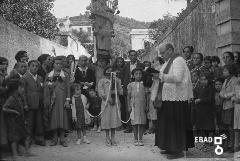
[74,97,86,130]
[89,107,101,116]
[222,108,234,126]
[155,101,194,152]
[195,104,215,130]
[215,105,223,127]
[6,114,28,142]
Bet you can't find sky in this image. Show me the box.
[53,0,187,22]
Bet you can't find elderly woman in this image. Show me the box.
[153,43,194,159]
[0,57,8,147]
[44,56,71,147]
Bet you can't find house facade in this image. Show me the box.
[58,14,94,41]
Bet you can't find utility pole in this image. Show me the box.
[87,0,119,63]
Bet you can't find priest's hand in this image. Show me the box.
[64,100,70,109]
[152,73,159,80]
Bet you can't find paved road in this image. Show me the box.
[2,130,239,161]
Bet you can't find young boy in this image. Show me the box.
[21,60,45,146]
[9,61,27,79]
[214,78,224,132]
[88,89,102,133]
[202,56,214,81]
[211,56,223,80]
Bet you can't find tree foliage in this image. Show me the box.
[0,0,58,40]
[115,15,150,29]
[71,29,92,44]
[112,16,150,59]
[82,43,94,56]
[149,13,176,42]
[71,29,93,55]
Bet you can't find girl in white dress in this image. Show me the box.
[232,78,240,151]
[98,66,123,146]
[128,68,148,146]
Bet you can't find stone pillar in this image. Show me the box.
[215,0,240,54]
[87,0,118,63]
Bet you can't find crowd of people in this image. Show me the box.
[1,43,240,160]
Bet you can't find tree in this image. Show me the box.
[112,24,131,59]
[0,0,58,39]
[111,16,149,59]
[149,13,176,42]
[71,29,92,44]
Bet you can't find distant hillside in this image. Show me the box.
[115,15,150,29]
[112,16,150,59]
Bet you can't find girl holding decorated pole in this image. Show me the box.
[128,68,148,146]
[220,64,238,152]
[98,66,123,146]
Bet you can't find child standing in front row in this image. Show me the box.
[214,78,224,133]
[88,89,102,133]
[128,68,148,146]
[98,66,123,146]
[71,84,91,145]
[232,74,240,151]
[220,64,238,153]
[3,80,31,160]
[193,73,215,151]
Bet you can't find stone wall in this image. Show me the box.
[215,0,240,54]
[0,16,67,72]
[145,0,240,64]
[161,0,217,56]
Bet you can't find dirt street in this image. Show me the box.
[2,130,240,161]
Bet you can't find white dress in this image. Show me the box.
[234,83,240,129]
[98,78,123,130]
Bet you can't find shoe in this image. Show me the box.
[227,147,235,153]
[60,141,68,147]
[106,138,111,147]
[49,140,57,146]
[201,143,210,152]
[97,127,101,133]
[134,140,139,146]
[92,126,98,131]
[166,152,184,159]
[160,150,171,154]
[144,130,149,135]
[82,136,91,144]
[76,139,81,145]
[35,140,46,146]
[138,140,144,146]
[124,129,132,133]
[148,129,155,134]
[24,152,36,157]
[111,139,117,146]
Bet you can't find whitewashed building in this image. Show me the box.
[130,29,154,50]
[58,14,93,41]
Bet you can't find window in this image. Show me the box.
[87,27,91,34]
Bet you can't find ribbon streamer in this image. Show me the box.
[85,74,131,124]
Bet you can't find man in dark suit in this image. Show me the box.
[122,50,144,133]
[21,60,45,146]
[9,61,27,79]
[9,50,29,78]
[143,61,159,88]
[74,55,96,97]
